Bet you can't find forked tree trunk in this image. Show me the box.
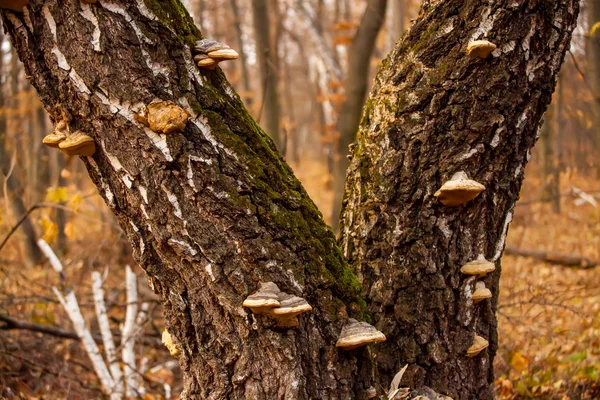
[3,0,578,399]
[339,0,578,398]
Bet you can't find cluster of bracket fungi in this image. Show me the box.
[192,39,239,70]
[243,282,386,350]
[42,121,96,156]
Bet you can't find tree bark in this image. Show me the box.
[331,0,388,232]
[252,0,282,150]
[3,1,371,398]
[339,0,578,398]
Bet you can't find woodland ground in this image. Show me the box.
[0,156,599,399]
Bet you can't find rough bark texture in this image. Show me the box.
[332,0,388,232]
[3,1,373,398]
[339,0,578,398]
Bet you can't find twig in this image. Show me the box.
[504,246,599,269]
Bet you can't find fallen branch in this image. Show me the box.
[504,246,599,269]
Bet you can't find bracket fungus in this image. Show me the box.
[43,121,69,148]
[162,329,181,358]
[270,293,313,327]
[336,319,386,350]
[243,282,313,327]
[434,171,485,207]
[138,101,191,134]
[473,281,492,303]
[460,255,496,277]
[58,131,96,157]
[466,334,489,357]
[466,40,497,59]
[242,282,281,314]
[192,39,239,70]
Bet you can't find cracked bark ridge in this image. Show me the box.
[3,1,374,398]
[339,0,578,398]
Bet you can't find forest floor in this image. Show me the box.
[0,157,599,399]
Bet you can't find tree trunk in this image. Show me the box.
[252,0,282,150]
[3,0,579,399]
[229,0,252,108]
[3,1,371,398]
[539,106,560,213]
[339,0,578,398]
[589,0,600,178]
[0,33,41,267]
[331,0,388,232]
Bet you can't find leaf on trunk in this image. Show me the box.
[389,364,409,394]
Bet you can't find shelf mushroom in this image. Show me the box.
[270,293,313,327]
[243,282,282,314]
[193,39,239,70]
[43,121,69,148]
[466,40,497,59]
[466,334,489,357]
[460,255,496,277]
[58,131,96,156]
[142,101,190,134]
[472,281,492,303]
[434,171,485,207]
[162,329,181,357]
[336,319,386,350]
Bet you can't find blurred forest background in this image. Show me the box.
[0,0,599,398]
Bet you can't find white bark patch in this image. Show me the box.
[493,40,515,57]
[516,109,528,131]
[69,70,92,95]
[138,185,148,204]
[168,238,198,257]
[80,3,102,52]
[458,146,479,161]
[51,46,70,70]
[436,218,452,240]
[491,126,504,148]
[42,5,57,38]
[492,210,513,262]
[521,22,537,60]
[513,164,522,178]
[187,155,212,191]
[88,159,116,208]
[286,270,304,292]
[208,186,230,199]
[144,129,173,161]
[205,263,216,281]
[135,0,158,20]
[469,7,496,42]
[162,185,183,220]
[101,141,134,188]
[183,56,205,90]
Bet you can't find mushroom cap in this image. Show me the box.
[197,57,218,69]
[58,131,95,156]
[43,132,67,148]
[473,281,492,303]
[271,294,312,318]
[243,282,281,314]
[194,39,226,53]
[461,256,495,276]
[466,335,489,357]
[146,101,190,134]
[336,319,386,350]
[207,48,239,60]
[162,329,181,357]
[434,172,485,206]
[466,40,497,59]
